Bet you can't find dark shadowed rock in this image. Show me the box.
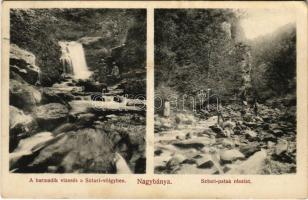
[196,155,215,169]
[154,149,163,156]
[173,140,206,150]
[239,143,261,158]
[75,113,97,126]
[261,132,277,143]
[41,88,70,106]
[209,124,224,135]
[10,71,27,84]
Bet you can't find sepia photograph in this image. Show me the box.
[8,8,147,174]
[1,1,307,199]
[154,9,297,174]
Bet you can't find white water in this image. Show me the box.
[59,41,92,79]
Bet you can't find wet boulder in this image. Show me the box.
[9,106,37,152]
[10,80,41,112]
[33,103,69,131]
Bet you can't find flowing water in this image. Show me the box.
[10,41,144,173]
[59,41,92,79]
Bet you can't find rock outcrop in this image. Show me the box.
[10,44,41,85]
[10,80,41,112]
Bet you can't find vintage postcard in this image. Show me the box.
[1,1,307,198]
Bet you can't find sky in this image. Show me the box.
[240,9,296,40]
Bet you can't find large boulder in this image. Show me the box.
[27,128,116,173]
[10,80,41,111]
[227,150,267,174]
[41,88,71,106]
[10,44,40,85]
[9,106,37,152]
[33,103,69,131]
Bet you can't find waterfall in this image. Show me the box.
[59,41,92,79]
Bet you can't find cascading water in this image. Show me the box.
[59,41,92,79]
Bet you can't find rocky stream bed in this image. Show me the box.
[154,102,296,174]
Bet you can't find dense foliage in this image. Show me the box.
[155,9,246,101]
[155,9,296,107]
[10,9,62,85]
[250,24,296,101]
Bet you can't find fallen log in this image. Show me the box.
[69,100,145,115]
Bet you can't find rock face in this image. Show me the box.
[9,106,37,151]
[33,103,69,131]
[10,80,42,111]
[10,44,40,85]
